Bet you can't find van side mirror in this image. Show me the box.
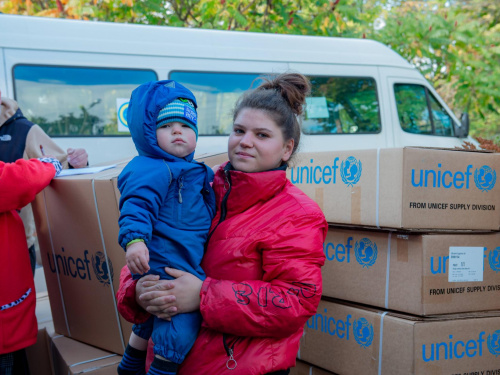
[455,112,469,138]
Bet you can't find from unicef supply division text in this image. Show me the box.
[409,202,496,211]
[287,148,500,230]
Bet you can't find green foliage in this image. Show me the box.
[373,0,500,138]
[1,0,499,138]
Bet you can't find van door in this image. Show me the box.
[0,48,8,96]
[387,76,465,148]
[289,63,389,152]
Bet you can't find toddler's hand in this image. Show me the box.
[126,241,150,275]
[38,157,63,176]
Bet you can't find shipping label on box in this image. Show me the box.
[322,227,500,315]
[288,148,500,230]
[299,300,500,375]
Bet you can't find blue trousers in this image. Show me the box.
[132,310,201,364]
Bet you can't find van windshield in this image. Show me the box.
[394,84,454,136]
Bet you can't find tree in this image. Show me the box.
[374,0,500,139]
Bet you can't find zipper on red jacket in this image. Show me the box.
[205,167,241,367]
[218,168,231,223]
[205,167,232,250]
[223,333,238,370]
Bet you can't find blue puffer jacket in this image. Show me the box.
[118,80,216,279]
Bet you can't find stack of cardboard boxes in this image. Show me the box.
[30,154,228,374]
[32,147,500,374]
[288,147,500,375]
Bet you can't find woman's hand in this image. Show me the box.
[135,274,176,321]
[135,267,203,320]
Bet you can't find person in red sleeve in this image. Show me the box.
[0,90,88,275]
[116,72,328,375]
[0,157,61,374]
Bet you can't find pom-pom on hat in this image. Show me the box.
[156,98,198,139]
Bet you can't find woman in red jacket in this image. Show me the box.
[117,72,327,375]
[0,157,61,374]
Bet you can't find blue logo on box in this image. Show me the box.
[488,330,500,357]
[91,251,114,286]
[489,247,500,273]
[475,165,497,191]
[341,156,362,187]
[354,238,378,268]
[353,318,374,348]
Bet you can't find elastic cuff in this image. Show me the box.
[127,239,145,247]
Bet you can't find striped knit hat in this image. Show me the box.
[156,98,198,139]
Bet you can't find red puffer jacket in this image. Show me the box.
[117,163,327,374]
[0,159,56,354]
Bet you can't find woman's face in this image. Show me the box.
[228,108,294,173]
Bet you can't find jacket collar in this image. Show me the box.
[0,98,19,128]
[213,162,288,219]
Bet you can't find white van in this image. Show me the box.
[0,14,472,165]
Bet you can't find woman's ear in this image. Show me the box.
[282,139,294,162]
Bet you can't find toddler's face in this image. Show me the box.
[156,122,197,158]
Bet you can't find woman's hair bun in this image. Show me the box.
[259,73,311,116]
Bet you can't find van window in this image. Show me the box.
[13,65,157,136]
[394,84,454,136]
[170,71,261,135]
[304,77,381,134]
[172,72,381,136]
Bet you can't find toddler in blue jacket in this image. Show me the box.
[117,80,216,375]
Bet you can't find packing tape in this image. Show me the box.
[396,235,409,262]
[378,311,388,375]
[42,190,71,336]
[376,148,380,229]
[69,354,118,369]
[351,186,361,224]
[315,188,324,212]
[384,232,392,309]
[92,179,126,353]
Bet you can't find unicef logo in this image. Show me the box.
[489,247,500,273]
[91,251,114,286]
[487,330,500,357]
[340,156,362,187]
[354,238,378,268]
[353,318,374,348]
[474,165,496,192]
[118,102,129,128]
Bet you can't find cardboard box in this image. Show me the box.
[299,299,500,375]
[32,160,132,354]
[26,326,53,375]
[290,360,337,375]
[26,292,56,375]
[32,154,226,354]
[50,335,121,375]
[323,227,500,315]
[287,148,500,230]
